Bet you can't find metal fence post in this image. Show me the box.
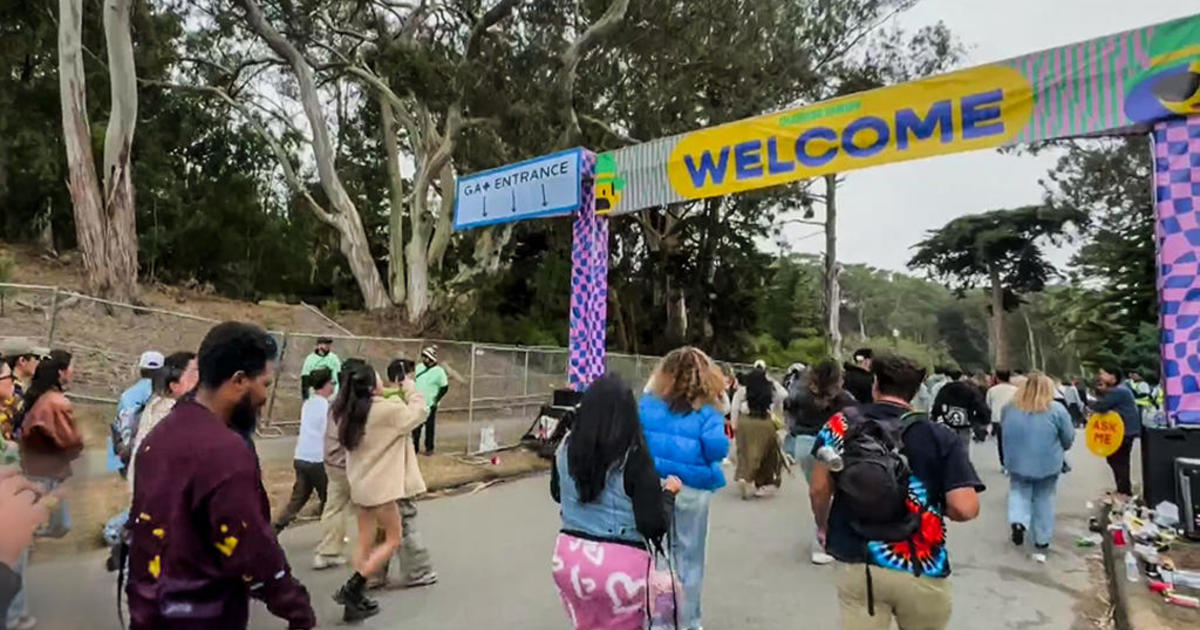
[467,343,477,455]
[522,349,530,397]
[265,332,289,430]
[46,286,61,348]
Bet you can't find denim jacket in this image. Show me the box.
[555,442,642,545]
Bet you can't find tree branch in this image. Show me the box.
[554,0,630,148]
[141,79,334,224]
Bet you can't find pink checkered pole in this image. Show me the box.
[568,151,608,391]
[1153,114,1200,426]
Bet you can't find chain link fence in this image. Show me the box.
[0,283,768,455]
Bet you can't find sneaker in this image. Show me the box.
[403,571,439,588]
[811,550,835,565]
[312,554,346,570]
[8,615,37,630]
[738,480,754,500]
[1011,523,1026,546]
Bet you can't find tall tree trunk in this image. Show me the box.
[59,0,113,299]
[989,263,1008,370]
[1021,307,1036,371]
[240,0,391,310]
[823,174,842,360]
[381,100,406,304]
[100,0,139,302]
[665,278,687,346]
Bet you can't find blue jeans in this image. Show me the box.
[787,434,825,554]
[5,548,28,624]
[672,487,713,630]
[28,476,71,539]
[1008,474,1059,547]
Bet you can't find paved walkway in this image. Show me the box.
[25,438,1118,629]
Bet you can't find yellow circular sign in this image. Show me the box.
[1085,411,1126,457]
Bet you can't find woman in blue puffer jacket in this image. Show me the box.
[640,347,730,630]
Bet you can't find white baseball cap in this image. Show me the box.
[139,351,165,370]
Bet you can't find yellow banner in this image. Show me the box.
[666,65,1034,198]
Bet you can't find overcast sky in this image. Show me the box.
[782,0,1199,273]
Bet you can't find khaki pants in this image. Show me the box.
[836,563,951,630]
[316,465,351,558]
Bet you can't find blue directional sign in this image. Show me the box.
[453,148,583,230]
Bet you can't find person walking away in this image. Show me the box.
[1060,377,1086,428]
[639,347,730,630]
[732,369,784,499]
[367,358,438,590]
[301,336,341,400]
[274,368,334,533]
[843,348,874,405]
[111,351,163,476]
[0,360,37,630]
[551,374,682,630]
[412,347,449,455]
[1001,373,1075,563]
[19,350,81,541]
[127,352,198,490]
[809,353,984,630]
[335,361,427,621]
[987,370,1019,469]
[126,323,314,630]
[784,359,857,565]
[931,369,990,447]
[1091,366,1141,500]
[926,367,952,401]
[314,359,371,571]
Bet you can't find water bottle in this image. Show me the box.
[1125,551,1140,582]
[816,445,844,472]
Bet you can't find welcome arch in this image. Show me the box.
[454,14,1200,424]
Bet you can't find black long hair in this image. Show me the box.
[22,350,70,410]
[567,374,648,504]
[742,368,773,417]
[333,359,376,451]
[17,350,72,432]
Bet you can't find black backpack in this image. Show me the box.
[835,410,926,544]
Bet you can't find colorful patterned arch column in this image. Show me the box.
[1154,114,1200,426]
[568,151,608,391]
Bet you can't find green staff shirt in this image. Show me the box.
[301,351,342,395]
[414,364,449,412]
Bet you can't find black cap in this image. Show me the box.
[316,336,334,345]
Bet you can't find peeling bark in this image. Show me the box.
[240,0,391,310]
[381,99,406,304]
[60,0,133,302]
[554,0,631,147]
[989,263,1008,370]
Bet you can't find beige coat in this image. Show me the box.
[128,395,178,491]
[346,386,428,507]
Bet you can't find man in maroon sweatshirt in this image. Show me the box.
[127,322,315,629]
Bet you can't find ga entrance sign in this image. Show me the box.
[453,148,584,230]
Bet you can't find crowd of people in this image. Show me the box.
[550,345,1155,630]
[0,327,457,630]
[0,324,1158,630]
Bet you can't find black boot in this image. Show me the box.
[336,573,380,623]
[1011,523,1026,546]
